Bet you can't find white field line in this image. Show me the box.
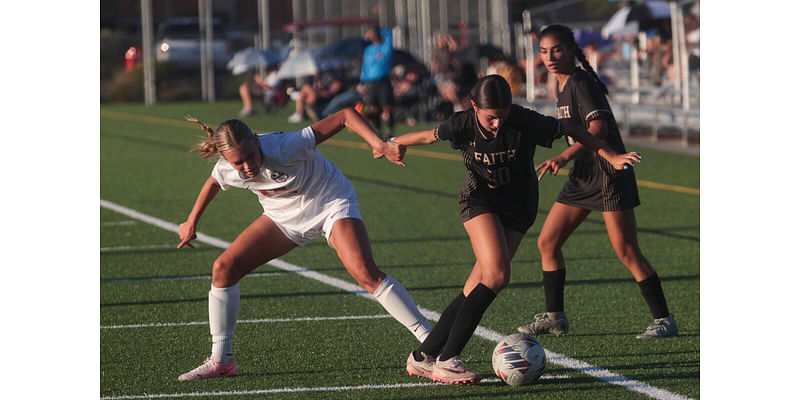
[101,244,177,252]
[100,376,574,399]
[101,271,281,284]
[99,199,691,400]
[101,314,393,330]
[102,221,137,226]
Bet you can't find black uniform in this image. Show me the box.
[555,68,640,211]
[434,104,562,234]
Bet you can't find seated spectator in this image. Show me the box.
[486,56,522,97]
[392,65,425,126]
[287,69,344,123]
[318,83,365,119]
[238,67,285,117]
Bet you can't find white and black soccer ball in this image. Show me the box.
[492,333,546,386]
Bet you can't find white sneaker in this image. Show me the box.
[406,351,436,380]
[287,113,303,123]
[178,357,237,381]
[518,312,569,336]
[431,355,480,384]
[636,315,678,339]
[238,108,257,117]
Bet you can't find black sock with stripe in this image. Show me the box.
[414,293,466,361]
[543,269,566,312]
[438,283,497,361]
[637,273,670,319]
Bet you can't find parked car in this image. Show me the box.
[155,17,233,70]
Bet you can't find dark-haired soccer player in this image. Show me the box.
[517,24,677,340]
[376,75,640,383]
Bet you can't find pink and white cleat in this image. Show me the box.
[178,357,237,381]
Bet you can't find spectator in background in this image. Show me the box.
[238,67,285,117]
[392,65,425,126]
[287,70,344,123]
[431,32,458,84]
[486,55,522,98]
[360,26,394,137]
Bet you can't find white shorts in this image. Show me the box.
[267,200,362,247]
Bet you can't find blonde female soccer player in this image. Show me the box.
[176,108,432,381]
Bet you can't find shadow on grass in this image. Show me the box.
[411,274,700,293]
[100,289,367,308]
[100,246,220,256]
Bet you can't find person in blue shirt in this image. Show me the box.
[360,26,394,137]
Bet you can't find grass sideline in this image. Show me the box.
[101,101,699,399]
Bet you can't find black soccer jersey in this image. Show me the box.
[434,104,562,213]
[555,67,640,211]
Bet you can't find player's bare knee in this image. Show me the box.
[616,246,643,269]
[538,234,558,256]
[211,257,236,287]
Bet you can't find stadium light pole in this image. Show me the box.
[198,0,215,103]
[420,0,432,66]
[256,0,270,79]
[141,0,156,105]
[393,0,407,49]
[439,0,448,34]
[204,0,215,103]
[522,9,535,103]
[669,1,681,106]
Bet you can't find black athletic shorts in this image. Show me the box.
[557,164,640,211]
[458,197,538,235]
[363,78,393,107]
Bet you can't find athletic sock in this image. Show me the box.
[209,284,240,363]
[438,283,497,361]
[414,293,466,359]
[637,273,670,319]
[543,269,566,312]
[372,275,432,342]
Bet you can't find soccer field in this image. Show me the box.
[100,102,699,399]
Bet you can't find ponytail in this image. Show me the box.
[185,115,257,159]
[185,115,218,159]
[573,46,608,95]
[540,24,608,95]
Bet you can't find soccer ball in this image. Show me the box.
[492,333,546,386]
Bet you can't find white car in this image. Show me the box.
[155,17,233,69]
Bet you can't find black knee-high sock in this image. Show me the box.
[438,283,497,361]
[543,269,566,312]
[415,293,466,359]
[638,273,670,319]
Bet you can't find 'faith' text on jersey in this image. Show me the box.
[474,149,517,166]
[474,149,517,188]
[557,105,571,119]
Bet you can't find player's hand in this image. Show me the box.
[535,155,569,180]
[610,151,642,171]
[375,140,407,167]
[177,221,197,249]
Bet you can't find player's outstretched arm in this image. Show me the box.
[178,176,221,249]
[311,108,406,167]
[371,129,436,164]
[560,120,641,171]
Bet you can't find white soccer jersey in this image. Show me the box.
[211,127,359,245]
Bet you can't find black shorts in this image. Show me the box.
[363,78,393,107]
[458,198,538,235]
[557,168,640,211]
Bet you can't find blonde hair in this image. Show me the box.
[185,115,256,159]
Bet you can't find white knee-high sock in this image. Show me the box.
[372,275,432,342]
[209,284,240,363]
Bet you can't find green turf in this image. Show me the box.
[100,101,699,399]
